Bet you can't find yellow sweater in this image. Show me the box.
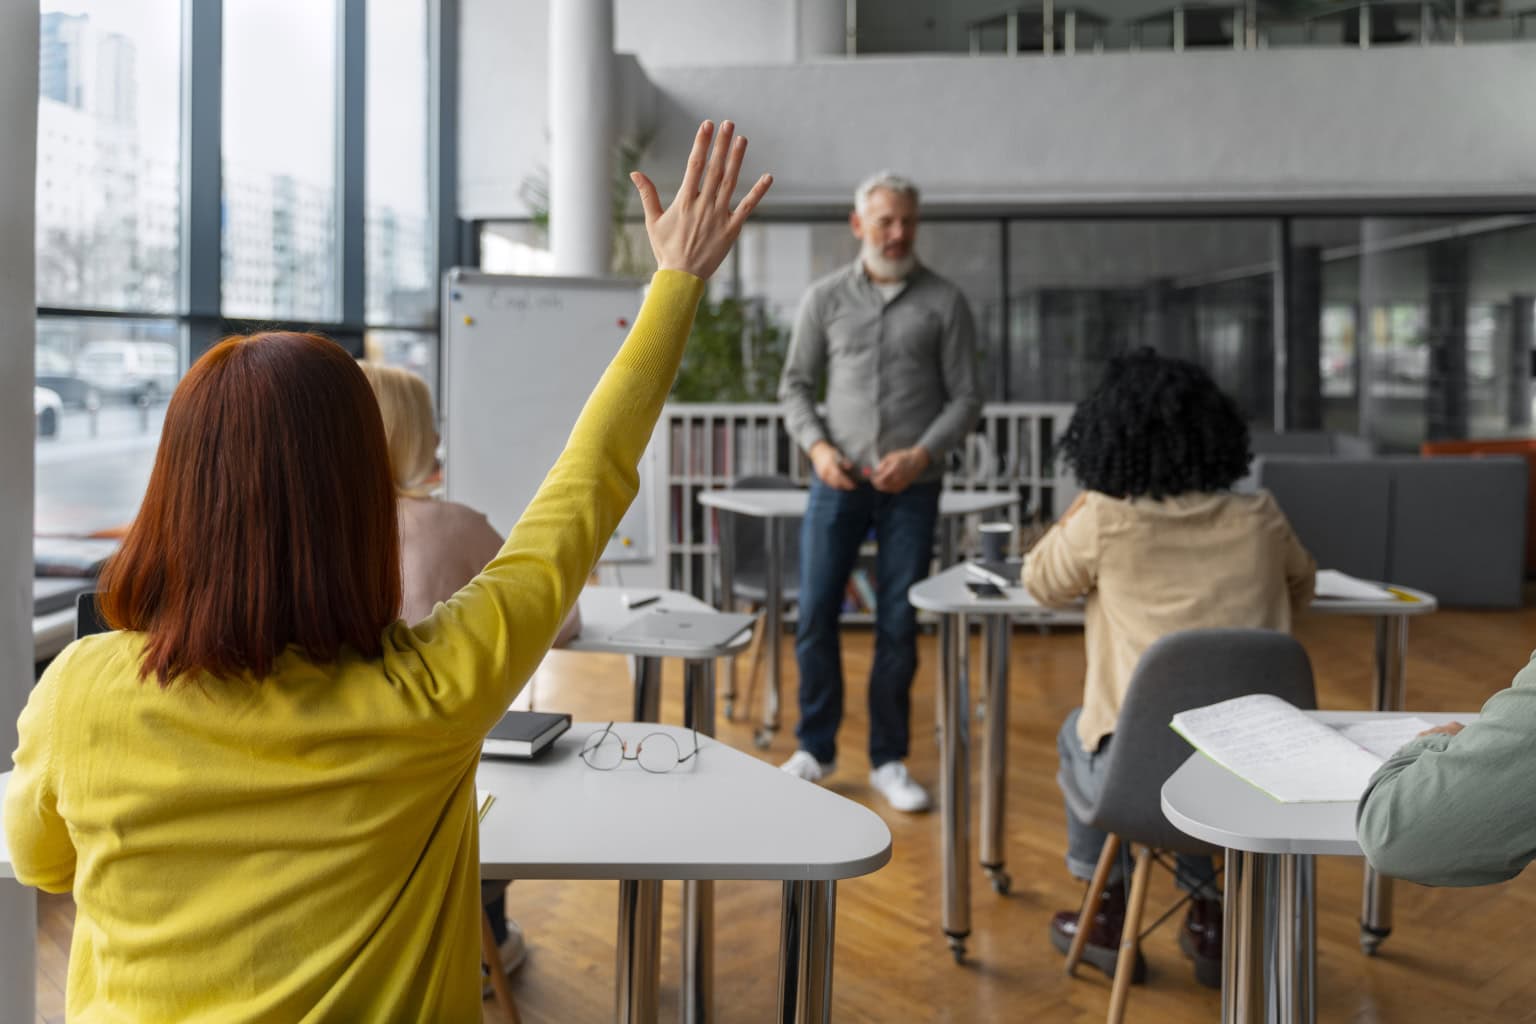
[4,271,705,1022]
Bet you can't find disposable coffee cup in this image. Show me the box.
[978,521,1014,564]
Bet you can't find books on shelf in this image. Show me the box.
[1170,694,1433,803]
[482,710,572,760]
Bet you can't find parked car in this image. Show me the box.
[76,340,180,403]
[34,386,62,439]
[35,347,98,408]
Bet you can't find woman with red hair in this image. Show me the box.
[5,121,770,1021]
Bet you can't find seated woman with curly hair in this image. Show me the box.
[1024,348,1316,989]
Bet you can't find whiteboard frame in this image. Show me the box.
[439,268,655,564]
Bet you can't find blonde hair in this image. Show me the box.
[359,362,438,497]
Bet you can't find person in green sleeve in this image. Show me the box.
[1357,652,1536,887]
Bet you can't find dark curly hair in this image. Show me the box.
[1058,348,1251,500]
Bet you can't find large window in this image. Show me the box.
[365,0,433,327]
[36,0,181,312]
[220,0,339,321]
[35,317,184,534]
[36,0,447,544]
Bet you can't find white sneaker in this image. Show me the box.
[781,749,836,783]
[870,761,931,813]
[482,919,528,998]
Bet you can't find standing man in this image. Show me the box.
[778,172,982,812]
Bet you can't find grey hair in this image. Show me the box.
[854,171,920,214]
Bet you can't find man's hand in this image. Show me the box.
[810,441,857,490]
[1418,722,1465,738]
[630,120,773,282]
[869,446,930,494]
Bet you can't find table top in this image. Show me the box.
[908,561,1438,619]
[565,586,753,660]
[0,727,893,883]
[478,725,892,881]
[1160,711,1470,856]
[697,488,1017,519]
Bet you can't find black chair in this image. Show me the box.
[1061,628,1317,1024]
[717,475,802,722]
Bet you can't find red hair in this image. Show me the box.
[99,332,402,686]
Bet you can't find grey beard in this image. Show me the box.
[861,244,916,282]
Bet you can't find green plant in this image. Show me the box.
[519,138,789,402]
[672,296,787,403]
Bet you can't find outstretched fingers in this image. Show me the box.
[630,172,663,224]
[675,120,715,204]
[701,121,735,204]
[729,173,775,232]
[716,134,749,209]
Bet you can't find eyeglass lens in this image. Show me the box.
[636,733,682,774]
[582,731,624,770]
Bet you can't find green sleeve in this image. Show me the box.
[1357,653,1536,887]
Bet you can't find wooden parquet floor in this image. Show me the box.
[32,603,1536,1023]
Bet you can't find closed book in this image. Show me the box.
[481,710,571,760]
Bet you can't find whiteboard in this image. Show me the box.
[440,269,654,562]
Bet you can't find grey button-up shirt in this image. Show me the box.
[778,261,982,484]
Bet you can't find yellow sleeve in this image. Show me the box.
[1023,495,1100,607]
[4,655,76,894]
[382,270,705,736]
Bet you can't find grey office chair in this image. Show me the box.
[717,475,802,722]
[1060,628,1317,1024]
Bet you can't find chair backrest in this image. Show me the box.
[1088,628,1317,853]
[727,475,801,595]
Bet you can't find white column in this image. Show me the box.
[549,0,614,277]
[796,0,847,58]
[0,0,39,1021]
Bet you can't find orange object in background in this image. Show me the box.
[1421,438,1536,575]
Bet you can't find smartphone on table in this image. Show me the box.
[965,580,1006,599]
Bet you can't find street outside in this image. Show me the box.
[35,401,168,535]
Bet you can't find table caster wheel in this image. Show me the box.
[1360,924,1389,956]
[946,934,967,963]
[753,727,774,750]
[989,871,1012,896]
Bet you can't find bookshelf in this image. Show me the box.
[655,403,1079,609]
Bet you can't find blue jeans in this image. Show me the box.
[794,479,941,768]
[1057,708,1217,896]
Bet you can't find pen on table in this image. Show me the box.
[964,562,1012,588]
[623,593,661,610]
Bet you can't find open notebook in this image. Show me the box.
[1171,695,1433,803]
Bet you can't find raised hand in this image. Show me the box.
[629,120,773,282]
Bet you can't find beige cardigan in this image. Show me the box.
[398,496,581,643]
[1024,489,1315,753]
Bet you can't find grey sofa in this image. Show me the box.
[1254,455,1528,608]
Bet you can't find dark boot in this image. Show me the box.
[1049,880,1148,983]
[1178,896,1222,989]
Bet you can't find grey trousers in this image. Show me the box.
[1057,707,1217,895]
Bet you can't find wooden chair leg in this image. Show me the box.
[1066,833,1122,976]
[481,907,522,1024]
[1107,846,1154,1024]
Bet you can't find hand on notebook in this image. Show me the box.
[1418,722,1464,738]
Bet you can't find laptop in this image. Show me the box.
[608,609,758,649]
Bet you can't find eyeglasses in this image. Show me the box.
[579,723,701,774]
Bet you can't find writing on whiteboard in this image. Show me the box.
[487,288,567,315]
